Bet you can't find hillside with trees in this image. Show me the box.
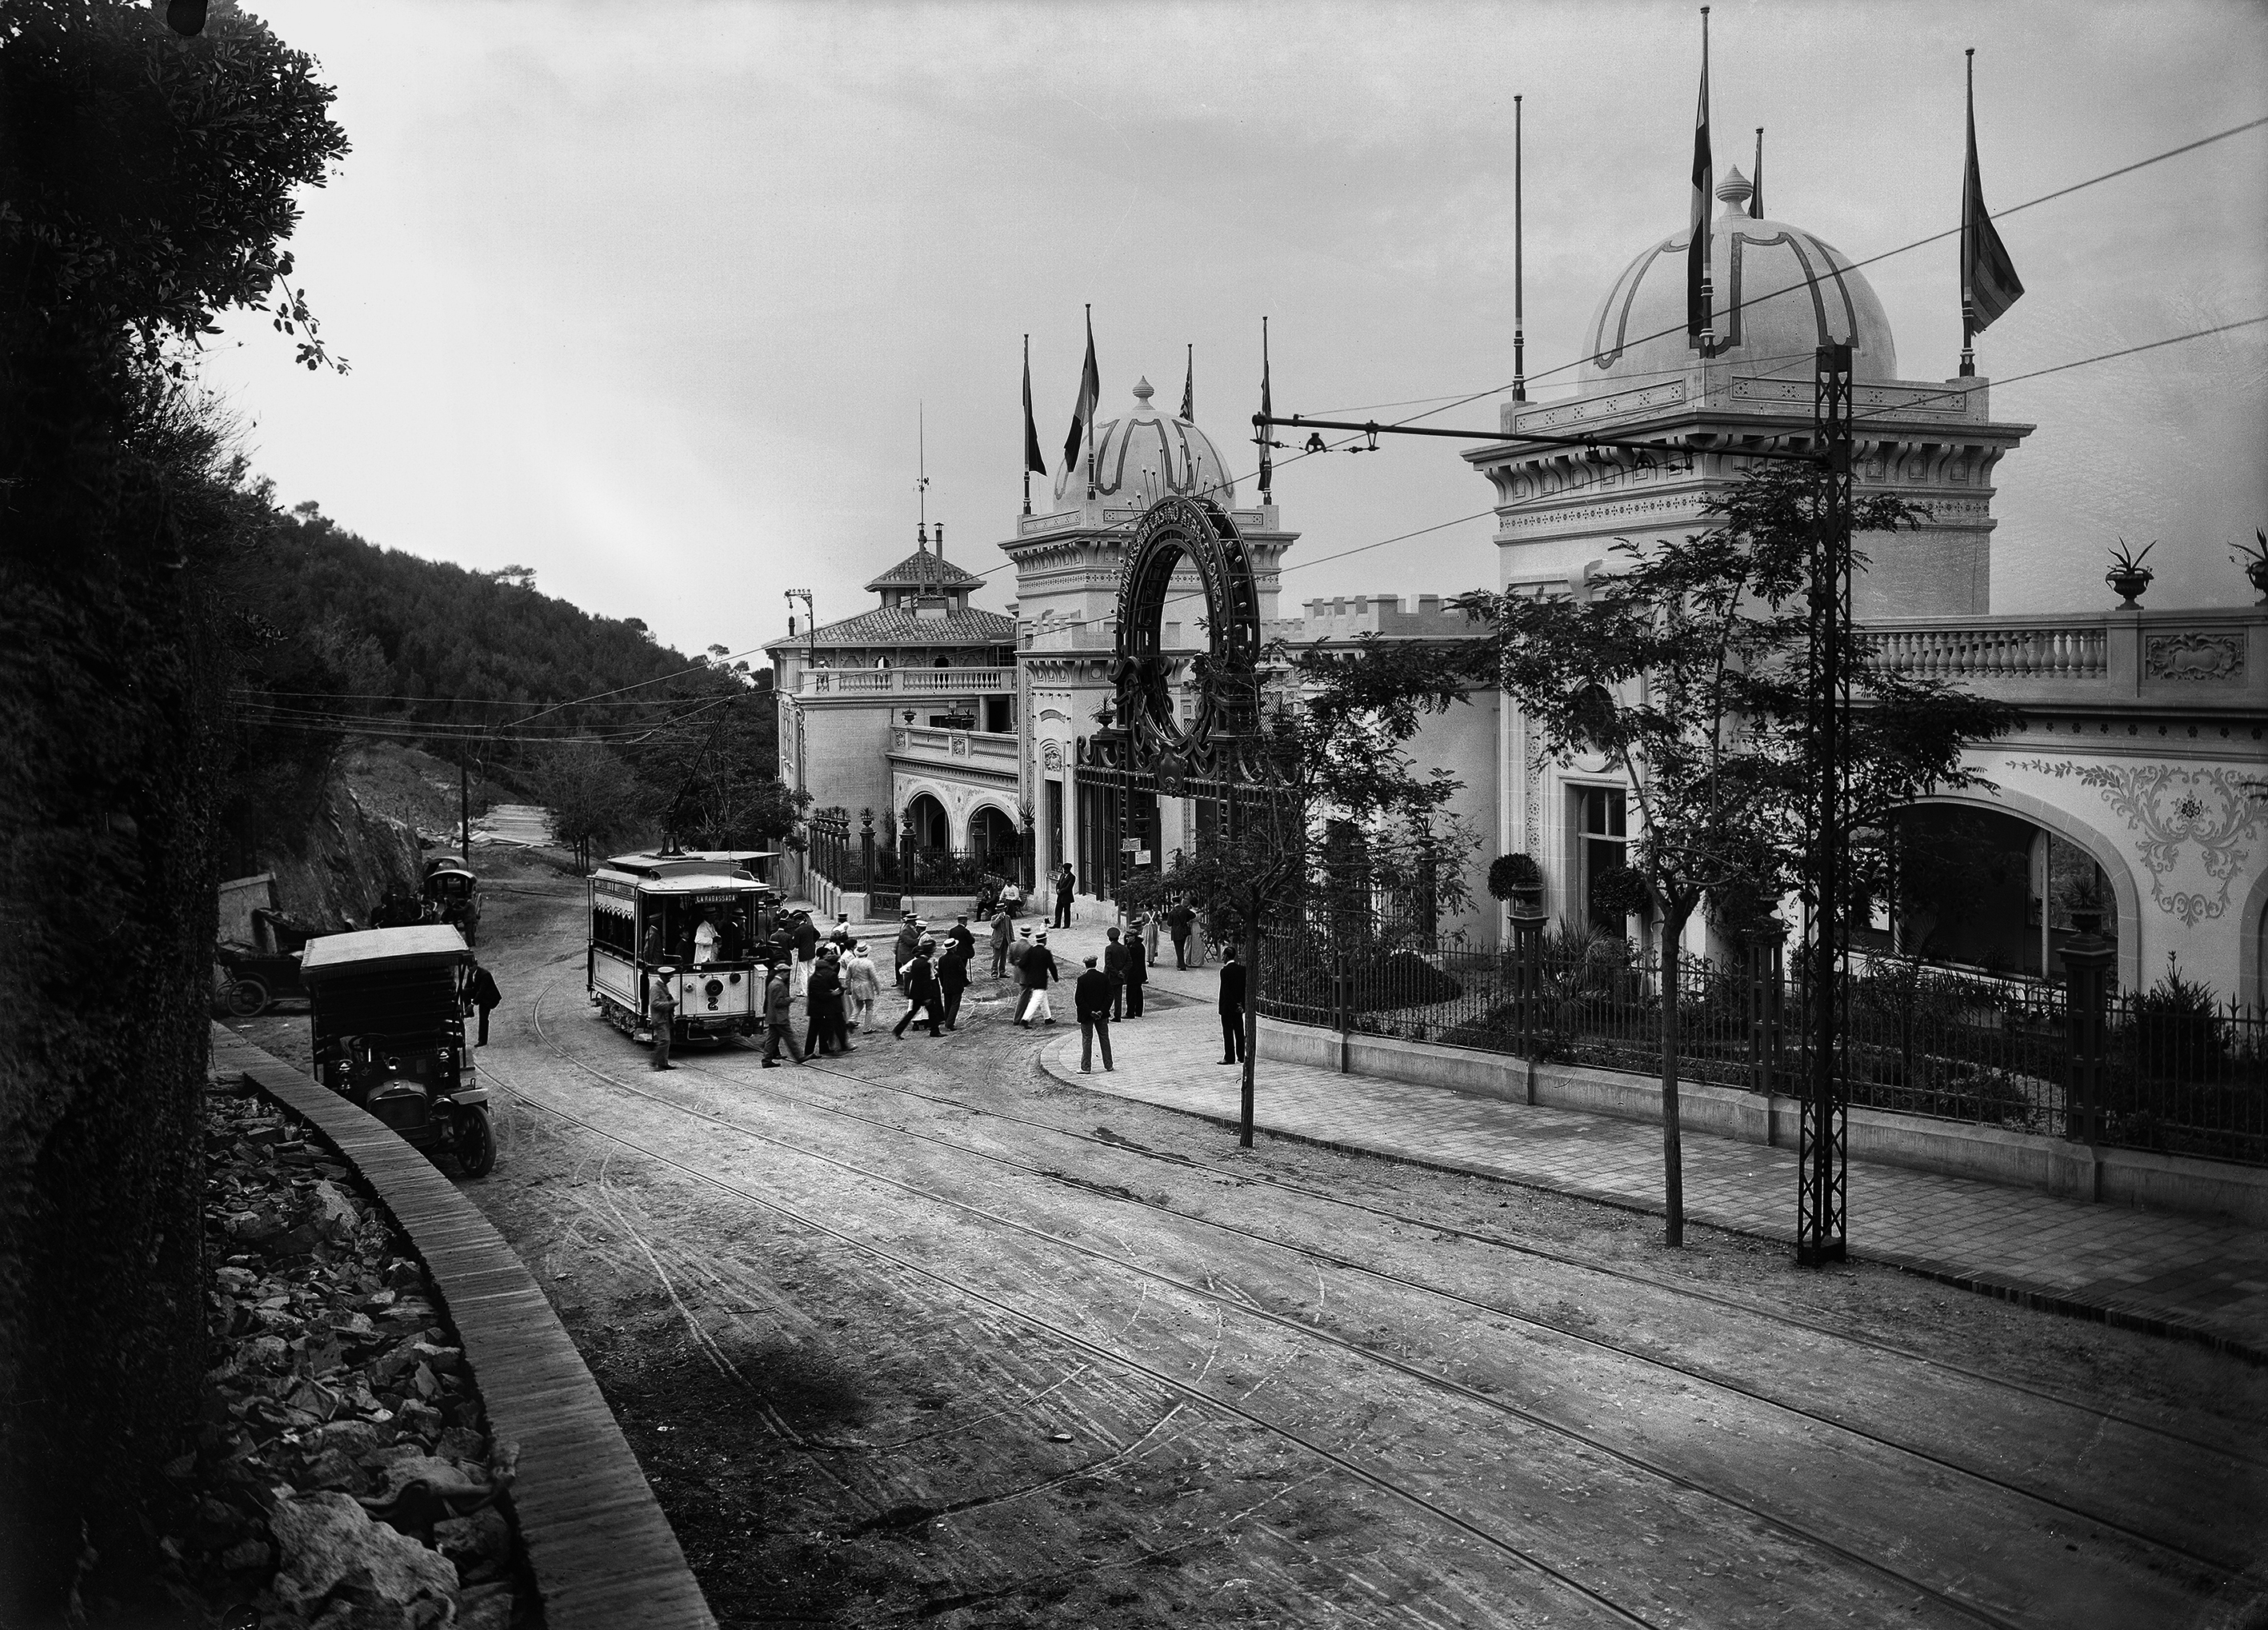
[226,502,793,873]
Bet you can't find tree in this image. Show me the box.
[534,739,658,870]
[1455,464,2018,1244]
[1,3,348,1612]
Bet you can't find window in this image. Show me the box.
[1577,785,1630,932]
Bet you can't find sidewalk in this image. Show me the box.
[1027,929,2268,1362]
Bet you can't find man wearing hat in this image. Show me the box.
[648,969,678,1071]
[1016,931,1058,1027]
[988,901,1014,977]
[1074,954,1114,1072]
[830,913,854,953]
[893,914,923,994]
[937,932,972,1031]
[947,913,977,963]
[790,910,820,998]
[894,940,946,1038]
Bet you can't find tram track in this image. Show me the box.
[495,981,2243,1626]
[522,977,2263,1579]
[602,974,2268,1468]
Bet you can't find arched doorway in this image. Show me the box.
[904,793,948,852]
[1860,804,2114,981]
[969,804,1018,870]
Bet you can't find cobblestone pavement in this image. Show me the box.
[980,907,2268,1360]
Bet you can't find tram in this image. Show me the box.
[587,848,782,1047]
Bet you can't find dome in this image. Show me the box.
[1057,378,1238,507]
[1582,169,1898,390]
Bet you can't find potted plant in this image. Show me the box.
[2106,538,2155,609]
[2234,528,2268,606]
[1486,853,1546,919]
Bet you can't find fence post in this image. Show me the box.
[859,812,876,891]
[2062,915,2114,1174]
[1746,917,1786,1102]
[1512,905,1546,1105]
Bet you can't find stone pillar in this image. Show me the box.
[2062,913,2117,1152]
[1512,904,1547,1105]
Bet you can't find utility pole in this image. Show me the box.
[459,759,470,858]
[1798,342,1854,1267]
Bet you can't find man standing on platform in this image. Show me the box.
[1218,945,1246,1065]
[1074,955,1114,1073]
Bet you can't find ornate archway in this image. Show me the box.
[1108,494,1264,787]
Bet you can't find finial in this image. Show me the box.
[1132,377,1154,406]
[1715,165,1752,211]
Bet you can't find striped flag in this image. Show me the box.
[1181,344,1194,421]
[1961,54,2025,331]
[1687,10,1713,341]
[1063,308,1100,473]
[1258,319,1273,498]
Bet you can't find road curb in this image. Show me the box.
[1033,1030,2266,1368]
[211,1025,719,1628]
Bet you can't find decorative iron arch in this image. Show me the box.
[1108,493,1262,782]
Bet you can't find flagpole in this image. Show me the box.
[1697,7,1714,355]
[1960,49,1978,378]
[1752,126,1764,218]
[1513,94,1526,404]
[1258,315,1273,502]
[1084,303,1097,501]
[1022,334,1032,515]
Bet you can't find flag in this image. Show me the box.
[1750,127,1765,218]
[1021,336,1046,476]
[1181,344,1194,421]
[1258,319,1273,498]
[1961,54,2024,332]
[1686,12,1713,341]
[1063,307,1099,473]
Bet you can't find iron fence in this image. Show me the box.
[1256,929,2267,1166]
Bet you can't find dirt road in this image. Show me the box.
[228,853,2268,1628]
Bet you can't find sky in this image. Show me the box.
[203,0,2268,662]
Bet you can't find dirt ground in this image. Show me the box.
[226,849,2268,1630]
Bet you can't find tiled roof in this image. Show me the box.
[864,547,985,593]
[768,605,1018,651]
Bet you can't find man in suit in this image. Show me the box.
[1218,945,1246,1065]
[893,915,923,993]
[803,946,850,1059]
[1053,865,1076,929]
[894,941,946,1038]
[1167,901,1197,970]
[988,905,1014,977]
[1102,926,1131,1021]
[1074,954,1114,1073]
[947,913,978,965]
[1122,928,1146,1018]
[1017,932,1058,1027]
[938,936,972,1031]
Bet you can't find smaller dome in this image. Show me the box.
[1058,378,1238,507]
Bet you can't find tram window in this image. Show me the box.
[593,908,635,957]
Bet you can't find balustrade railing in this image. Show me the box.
[799,665,1014,697]
[1861,621,2107,681]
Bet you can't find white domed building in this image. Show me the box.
[1470,168,2265,1005]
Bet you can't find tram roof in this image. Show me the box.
[302,925,471,981]
[603,849,778,879]
[590,869,774,896]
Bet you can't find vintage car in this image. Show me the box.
[587,849,782,1047]
[421,856,483,945]
[301,925,494,1177]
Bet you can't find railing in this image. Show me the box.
[1258,930,2268,1166]
[1862,622,2107,681]
[890,726,1019,767]
[798,665,1014,697]
[806,814,850,890]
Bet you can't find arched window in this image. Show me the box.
[934,656,950,669]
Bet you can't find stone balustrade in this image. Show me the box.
[1859,609,2263,714]
[798,665,1014,698]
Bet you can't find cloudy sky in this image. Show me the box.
[205,0,2268,661]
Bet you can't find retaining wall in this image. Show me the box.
[1258,1017,2268,1228]
[212,1027,716,1629]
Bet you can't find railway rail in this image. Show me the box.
[465,977,2263,1626]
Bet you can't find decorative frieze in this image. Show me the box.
[2145,632,2246,683]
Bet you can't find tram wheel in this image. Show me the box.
[226,977,270,1019]
[455,1106,496,1178]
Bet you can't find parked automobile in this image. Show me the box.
[301,925,494,1177]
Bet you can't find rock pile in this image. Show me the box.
[162,1085,524,1628]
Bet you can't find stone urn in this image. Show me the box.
[2106,567,2152,610]
[2247,557,2268,606]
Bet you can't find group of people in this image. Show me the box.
[640,893,1250,1078]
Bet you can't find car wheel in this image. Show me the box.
[226,977,270,1019]
[456,1105,496,1178]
